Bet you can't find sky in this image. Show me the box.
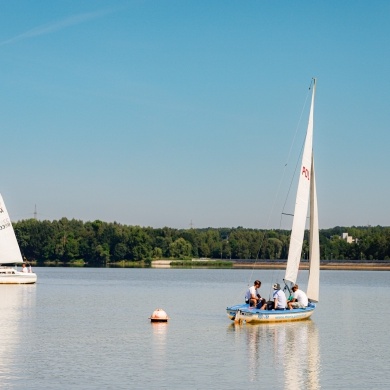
[1,0,389,230]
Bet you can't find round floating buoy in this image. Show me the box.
[149,308,169,322]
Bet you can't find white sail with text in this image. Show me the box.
[0,194,24,264]
[285,79,316,286]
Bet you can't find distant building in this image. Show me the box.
[341,232,356,244]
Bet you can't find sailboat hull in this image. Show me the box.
[0,268,37,284]
[227,302,316,324]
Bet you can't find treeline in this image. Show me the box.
[12,218,390,266]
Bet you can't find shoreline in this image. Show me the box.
[150,259,390,271]
[233,262,390,271]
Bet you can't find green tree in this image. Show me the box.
[152,247,163,259]
[169,238,192,258]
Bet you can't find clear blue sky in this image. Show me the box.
[1,1,389,229]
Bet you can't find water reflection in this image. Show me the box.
[151,322,168,371]
[228,320,320,389]
[0,286,36,380]
[279,321,320,390]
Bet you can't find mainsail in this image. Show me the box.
[284,79,316,286]
[0,193,24,264]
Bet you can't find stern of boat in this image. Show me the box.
[226,303,249,320]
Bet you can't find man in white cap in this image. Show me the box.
[272,283,287,310]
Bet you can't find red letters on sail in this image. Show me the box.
[302,166,310,180]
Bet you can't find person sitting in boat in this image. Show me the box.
[245,280,265,308]
[22,263,28,273]
[261,283,287,310]
[287,284,308,309]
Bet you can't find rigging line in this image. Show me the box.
[282,80,313,177]
[279,138,305,228]
[247,81,313,291]
[269,82,313,292]
[279,82,312,229]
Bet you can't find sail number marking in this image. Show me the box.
[302,166,310,180]
[0,218,11,230]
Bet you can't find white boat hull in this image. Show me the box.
[227,303,316,324]
[0,269,37,284]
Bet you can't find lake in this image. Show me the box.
[0,267,389,389]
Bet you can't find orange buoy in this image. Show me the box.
[149,308,169,322]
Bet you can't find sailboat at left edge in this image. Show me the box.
[0,193,37,284]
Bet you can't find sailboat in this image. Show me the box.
[0,193,37,284]
[226,78,319,323]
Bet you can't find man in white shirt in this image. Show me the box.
[287,284,308,309]
[245,280,265,308]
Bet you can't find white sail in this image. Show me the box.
[285,79,316,285]
[307,155,320,302]
[0,193,24,264]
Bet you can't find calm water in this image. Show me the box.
[0,267,389,389]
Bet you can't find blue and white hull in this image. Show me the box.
[227,302,316,324]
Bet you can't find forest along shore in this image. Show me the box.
[233,262,390,271]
